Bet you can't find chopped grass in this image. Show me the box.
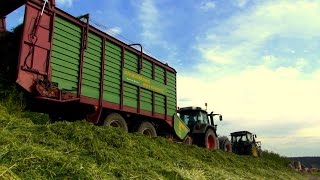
[0,103,308,180]
[0,47,309,179]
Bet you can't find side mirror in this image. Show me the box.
[219,115,223,121]
[255,134,257,138]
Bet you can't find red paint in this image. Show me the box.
[0,17,6,32]
[87,106,102,124]
[99,38,106,106]
[16,0,55,92]
[80,96,99,106]
[9,0,175,129]
[78,15,90,98]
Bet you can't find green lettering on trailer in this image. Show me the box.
[123,69,167,95]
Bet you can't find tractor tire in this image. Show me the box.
[104,113,128,132]
[136,121,157,138]
[204,129,218,150]
[183,135,193,145]
[218,136,232,152]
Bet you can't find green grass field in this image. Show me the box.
[0,73,311,179]
[0,101,308,179]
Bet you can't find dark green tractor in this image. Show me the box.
[178,106,232,152]
[230,131,262,157]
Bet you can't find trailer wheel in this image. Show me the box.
[104,113,128,132]
[204,129,218,150]
[136,121,157,138]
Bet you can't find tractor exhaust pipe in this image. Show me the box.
[0,16,6,32]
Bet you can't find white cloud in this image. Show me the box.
[177,65,320,156]
[136,0,178,64]
[297,126,320,137]
[200,1,216,12]
[139,0,160,41]
[56,0,74,7]
[236,0,249,7]
[197,1,320,65]
[262,55,277,65]
[105,27,122,37]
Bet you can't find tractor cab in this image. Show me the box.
[178,106,222,131]
[177,106,232,151]
[230,131,262,157]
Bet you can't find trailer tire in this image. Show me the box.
[204,129,218,150]
[104,113,128,132]
[136,121,157,138]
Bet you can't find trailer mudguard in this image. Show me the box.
[173,113,190,140]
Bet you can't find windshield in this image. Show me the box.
[232,135,246,143]
[247,134,253,143]
[179,110,208,126]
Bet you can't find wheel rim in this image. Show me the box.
[142,128,153,137]
[207,135,215,149]
[110,120,122,128]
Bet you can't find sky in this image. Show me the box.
[6,0,320,157]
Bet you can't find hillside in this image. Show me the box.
[0,67,310,179]
[0,101,308,179]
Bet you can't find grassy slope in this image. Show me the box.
[0,104,307,180]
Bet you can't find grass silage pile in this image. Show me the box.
[0,103,306,180]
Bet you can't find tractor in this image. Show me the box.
[230,131,262,157]
[178,106,232,152]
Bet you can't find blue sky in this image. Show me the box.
[7,0,320,157]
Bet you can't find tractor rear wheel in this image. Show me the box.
[104,113,128,132]
[204,129,218,150]
[136,121,157,138]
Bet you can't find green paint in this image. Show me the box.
[103,41,122,104]
[51,16,177,118]
[51,16,81,92]
[81,32,102,99]
[123,69,167,95]
[173,113,190,140]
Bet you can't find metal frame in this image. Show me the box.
[9,0,175,125]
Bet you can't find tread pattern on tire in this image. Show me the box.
[136,121,157,137]
[104,113,128,132]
